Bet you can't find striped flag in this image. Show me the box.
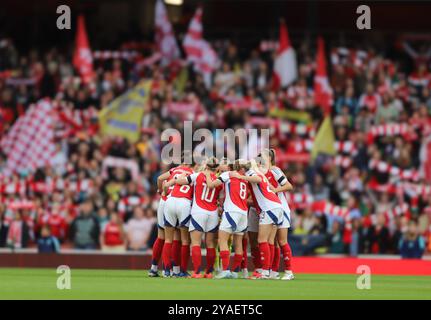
[273,20,297,88]
[314,37,333,115]
[155,0,180,65]
[183,7,219,87]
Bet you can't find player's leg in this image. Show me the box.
[278,227,294,280]
[149,227,165,277]
[149,200,166,276]
[204,212,218,278]
[171,228,182,276]
[216,229,232,279]
[204,232,216,278]
[179,227,191,276]
[179,201,192,277]
[162,226,175,277]
[247,207,261,276]
[189,212,205,278]
[248,231,261,276]
[256,211,274,279]
[230,233,244,279]
[241,233,249,278]
[161,199,178,277]
[190,230,203,278]
[271,241,281,278]
[268,226,279,279]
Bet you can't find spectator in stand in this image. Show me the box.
[0,204,8,247]
[125,207,156,251]
[399,220,426,259]
[100,212,126,253]
[329,220,345,254]
[37,225,60,253]
[365,213,390,254]
[69,200,100,250]
[7,210,30,249]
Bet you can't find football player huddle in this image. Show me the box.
[149,149,294,280]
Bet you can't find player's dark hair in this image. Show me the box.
[206,157,219,171]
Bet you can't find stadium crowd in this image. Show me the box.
[0,34,430,258]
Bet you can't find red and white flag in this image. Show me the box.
[183,7,219,87]
[155,0,180,65]
[0,100,57,175]
[314,37,333,114]
[73,15,94,84]
[273,20,297,88]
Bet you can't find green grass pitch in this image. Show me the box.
[1,268,431,300]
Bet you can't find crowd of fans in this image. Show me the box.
[0,34,430,258]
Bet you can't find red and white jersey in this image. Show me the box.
[168,166,194,200]
[246,169,282,212]
[358,93,381,113]
[187,172,222,211]
[265,167,291,214]
[218,171,249,215]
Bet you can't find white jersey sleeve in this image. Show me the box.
[186,172,199,185]
[219,171,230,183]
[271,167,288,186]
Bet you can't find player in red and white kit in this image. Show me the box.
[247,192,263,278]
[260,149,294,280]
[230,159,284,279]
[161,154,195,278]
[204,159,250,279]
[170,157,223,278]
[149,165,183,277]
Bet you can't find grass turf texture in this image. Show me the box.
[1,268,430,300]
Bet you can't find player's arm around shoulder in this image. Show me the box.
[205,171,223,189]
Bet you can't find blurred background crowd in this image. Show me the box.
[0,0,430,258]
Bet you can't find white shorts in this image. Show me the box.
[157,198,166,229]
[279,208,291,229]
[219,211,248,235]
[164,197,192,228]
[259,207,284,228]
[189,209,219,233]
[247,207,259,233]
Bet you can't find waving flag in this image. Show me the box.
[183,7,219,87]
[73,15,94,84]
[314,37,333,115]
[0,100,57,175]
[98,81,152,143]
[310,116,336,161]
[155,0,180,65]
[273,20,297,88]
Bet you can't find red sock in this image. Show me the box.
[180,245,190,273]
[251,247,262,269]
[172,240,181,267]
[272,246,281,272]
[206,248,216,273]
[269,244,275,270]
[241,238,248,269]
[191,246,202,273]
[162,242,172,272]
[232,254,243,272]
[259,242,270,271]
[281,243,293,271]
[151,238,164,265]
[220,250,230,271]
